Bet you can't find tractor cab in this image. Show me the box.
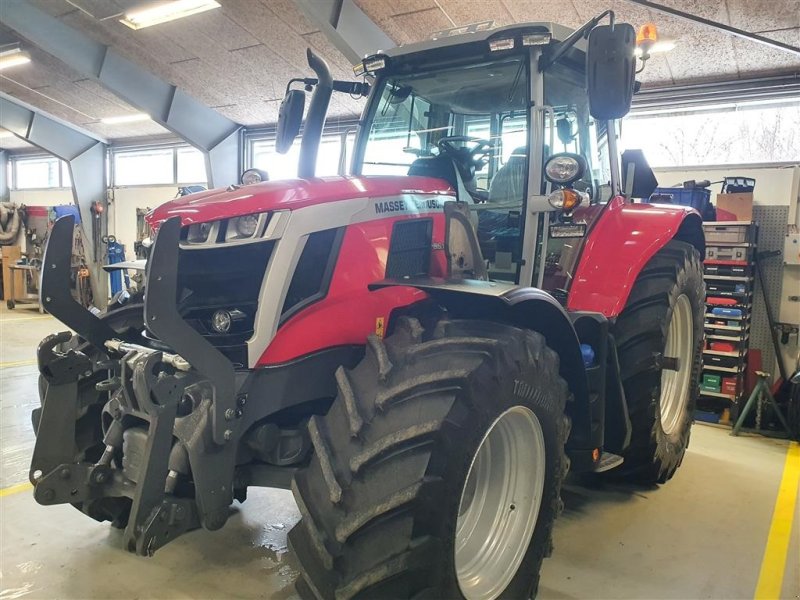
[341,20,629,298]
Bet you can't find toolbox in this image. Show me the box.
[706,246,748,261]
[711,307,743,318]
[704,224,748,244]
[721,377,738,395]
[704,264,749,276]
[703,354,740,369]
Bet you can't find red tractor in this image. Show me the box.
[30,13,704,600]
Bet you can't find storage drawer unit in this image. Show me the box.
[699,221,757,425]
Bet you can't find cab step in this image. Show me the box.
[593,452,624,472]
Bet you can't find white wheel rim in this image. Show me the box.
[455,405,545,600]
[659,294,694,435]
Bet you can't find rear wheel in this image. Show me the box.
[613,240,704,483]
[289,317,570,599]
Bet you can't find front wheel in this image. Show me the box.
[613,240,705,483]
[289,317,570,599]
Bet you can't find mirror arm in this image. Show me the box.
[285,77,317,95]
[298,49,333,179]
[540,10,614,72]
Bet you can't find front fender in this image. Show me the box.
[567,196,704,318]
[371,278,588,407]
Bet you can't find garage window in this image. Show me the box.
[13,156,71,189]
[622,100,800,167]
[112,145,207,186]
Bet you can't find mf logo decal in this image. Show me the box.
[373,197,443,215]
[375,317,385,338]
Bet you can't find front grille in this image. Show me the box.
[385,219,432,278]
[174,240,275,367]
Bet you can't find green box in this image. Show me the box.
[701,384,721,393]
[703,374,721,387]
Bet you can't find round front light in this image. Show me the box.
[240,168,269,186]
[233,214,259,238]
[211,310,232,333]
[544,153,586,185]
[186,222,212,244]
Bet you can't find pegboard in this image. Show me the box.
[750,205,789,379]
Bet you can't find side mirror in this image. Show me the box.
[586,24,636,120]
[276,89,305,154]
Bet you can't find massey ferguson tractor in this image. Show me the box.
[30,12,704,600]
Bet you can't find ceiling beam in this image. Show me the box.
[0,1,242,187]
[0,92,108,305]
[294,0,394,65]
[626,0,800,57]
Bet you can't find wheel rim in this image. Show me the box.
[455,405,546,600]
[659,294,694,435]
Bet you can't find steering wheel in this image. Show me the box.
[437,136,493,172]
[435,136,493,202]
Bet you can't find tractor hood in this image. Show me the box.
[147,175,454,228]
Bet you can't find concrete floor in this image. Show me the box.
[1,304,798,599]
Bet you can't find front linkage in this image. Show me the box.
[30,216,241,555]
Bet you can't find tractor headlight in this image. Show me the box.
[240,168,268,186]
[228,214,260,239]
[544,153,587,185]
[186,222,213,244]
[211,309,246,334]
[211,310,232,333]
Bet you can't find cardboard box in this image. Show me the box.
[1,246,25,302]
[716,193,753,221]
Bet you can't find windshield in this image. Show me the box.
[358,56,529,188]
[356,56,530,282]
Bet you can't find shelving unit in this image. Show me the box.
[698,221,758,425]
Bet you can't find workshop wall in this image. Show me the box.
[9,185,180,261]
[109,186,181,260]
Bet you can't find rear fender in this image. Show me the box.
[567,196,704,317]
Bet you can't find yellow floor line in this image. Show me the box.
[755,441,800,600]
[0,481,32,498]
[0,358,38,369]
[0,316,50,324]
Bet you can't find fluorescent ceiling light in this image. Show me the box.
[635,40,677,56]
[120,0,221,30]
[101,113,151,124]
[0,44,31,70]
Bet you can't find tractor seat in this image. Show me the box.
[488,147,527,204]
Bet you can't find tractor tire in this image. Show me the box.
[289,317,571,600]
[613,240,704,484]
[33,302,146,527]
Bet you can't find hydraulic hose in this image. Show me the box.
[298,49,333,179]
[0,202,21,245]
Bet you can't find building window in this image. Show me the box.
[177,146,206,183]
[114,148,174,186]
[112,145,207,186]
[250,133,346,179]
[622,100,800,167]
[13,156,71,189]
